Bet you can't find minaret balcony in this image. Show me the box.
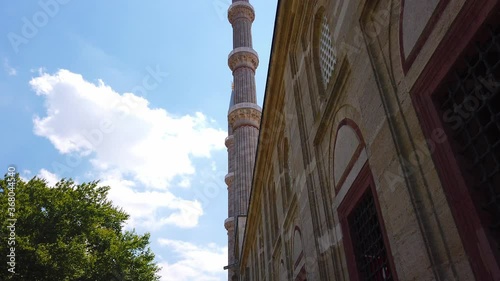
[224,217,235,231]
[225,135,235,148]
[228,1,255,24]
[228,47,259,72]
[228,102,262,130]
[225,172,235,186]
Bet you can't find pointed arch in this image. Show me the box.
[292,226,307,281]
[332,119,366,193]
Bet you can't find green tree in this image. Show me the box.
[0,174,160,281]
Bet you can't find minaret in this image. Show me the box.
[224,0,261,279]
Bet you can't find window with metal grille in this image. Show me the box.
[319,15,336,87]
[435,24,500,250]
[349,190,393,281]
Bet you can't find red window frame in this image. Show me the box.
[338,162,399,281]
[410,1,500,280]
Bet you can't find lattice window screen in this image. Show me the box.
[437,24,500,243]
[349,190,393,280]
[319,15,336,87]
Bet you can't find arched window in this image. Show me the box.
[317,14,336,88]
[279,257,288,281]
[278,137,292,210]
[292,228,304,266]
[259,228,265,278]
[292,227,307,281]
[332,120,365,194]
[270,181,279,240]
[335,120,398,281]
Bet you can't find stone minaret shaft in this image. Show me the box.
[224,0,261,279]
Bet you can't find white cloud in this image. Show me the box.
[29,69,226,229]
[37,169,59,187]
[30,67,46,74]
[101,171,202,229]
[30,69,227,190]
[158,239,227,281]
[19,169,32,183]
[177,177,191,188]
[3,58,17,76]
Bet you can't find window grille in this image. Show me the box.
[319,15,336,87]
[436,24,500,247]
[349,190,393,281]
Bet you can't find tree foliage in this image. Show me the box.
[0,175,160,281]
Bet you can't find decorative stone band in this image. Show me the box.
[228,1,255,24]
[225,135,234,148]
[228,47,259,72]
[225,172,234,186]
[228,102,262,130]
[224,216,235,231]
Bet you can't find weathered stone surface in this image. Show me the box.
[225,0,492,280]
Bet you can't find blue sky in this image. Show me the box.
[0,0,277,279]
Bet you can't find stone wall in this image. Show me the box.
[236,0,498,280]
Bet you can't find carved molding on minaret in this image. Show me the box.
[225,135,235,148]
[224,217,235,231]
[225,172,234,187]
[228,47,259,72]
[228,102,262,130]
[228,1,255,24]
